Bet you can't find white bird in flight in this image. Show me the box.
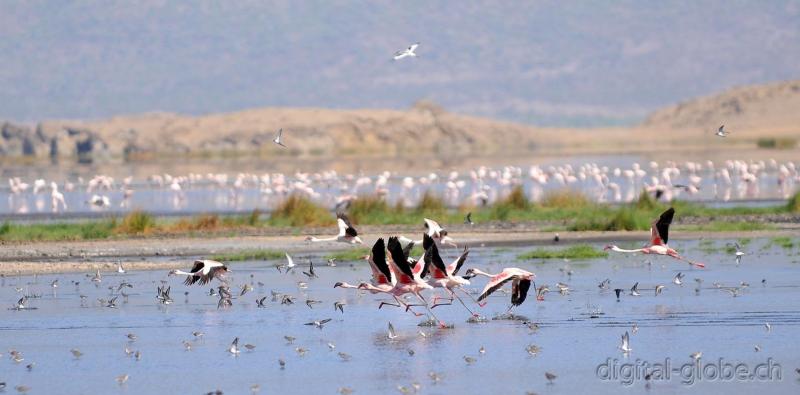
[393,42,420,61]
[273,128,286,147]
[715,125,730,137]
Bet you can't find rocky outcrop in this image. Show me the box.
[0,121,109,161]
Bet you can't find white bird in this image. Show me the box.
[168,260,230,286]
[620,331,632,353]
[393,42,420,61]
[273,128,286,148]
[229,337,240,355]
[715,125,730,137]
[732,242,745,264]
[305,213,363,244]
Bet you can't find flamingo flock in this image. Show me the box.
[2,158,798,216]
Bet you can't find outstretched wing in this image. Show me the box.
[336,213,358,237]
[387,237,414,280]
[477,273,516,302]
[368,238,392,284]
[402,241,415,262]
[447,247,470,275]
[424,238,447,279]
[650,208,674,245]
[189,260,205,274]
[511,278,532,306]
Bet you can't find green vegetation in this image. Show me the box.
[788,192,800,213]
[517,244,608,260]
[0,186,795,242]
[768,236,795,250]
[756,137,797,149]
[210,249,285,262]
[115,210,155,234]
[268,194,334,227]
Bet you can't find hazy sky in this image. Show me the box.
[1,1,798,126]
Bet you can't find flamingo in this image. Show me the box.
[399,218,457,248]
[168,260,230,285]
[465,267,536,311]
[334,238,394,292]
[306,213,363,244]
[421,234,478,316]
[359,236,446,327]
[604,208,705,268]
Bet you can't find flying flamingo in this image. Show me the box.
[334,238,394,292]
[306,213,363,244]
[604,208,705,268]
[465,267,536,312]
[420,234,479,316]
[168,260,230,285]
[359,236,446,327]
[399,218,457,248]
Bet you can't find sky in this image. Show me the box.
[1,1,798,126]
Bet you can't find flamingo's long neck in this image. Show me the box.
[361,283,389,294]
[309,236,338,242]
[470,268,495,278]
[610,246,645,253]
[337,282,359,289]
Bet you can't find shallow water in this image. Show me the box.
[1,239,800,394]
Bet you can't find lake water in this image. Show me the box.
[1,239,799,394]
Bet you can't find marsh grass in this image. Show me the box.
[0,220,116,241]
[268,194,334,227]
[517,244,608,260]
[788,192,800,213]
[768,236,795,249]
[115,210,155,234]
[210,249,285,262]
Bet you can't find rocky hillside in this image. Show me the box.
[640,80,800,136]
[1,102,551,160]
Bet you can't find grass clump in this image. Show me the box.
[517,244,608,260]
[115,210,155,234]
[0,221,115,241]
[415,191,447,214]
[679,221,774,232]
[269,194,334,227]
[768,236,795,249]
[788,192,800,213]
[210,249,285,262]
[540,189,589,208]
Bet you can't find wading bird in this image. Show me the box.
[604,208,705,268]
[467,267,535,312]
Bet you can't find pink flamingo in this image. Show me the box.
[306,212,363,244]
[334,238,394,292]
[604,207,705,268]
[360,236,446,327]
[420,234,479,316]
[465,267,536,311]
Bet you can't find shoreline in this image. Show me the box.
[1,227,796,275]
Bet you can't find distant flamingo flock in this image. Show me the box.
[3,158,798,215]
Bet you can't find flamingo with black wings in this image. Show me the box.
[604,208,705,268]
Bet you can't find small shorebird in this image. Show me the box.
[630,282,640,296]
[117,262,126,274]
[334,301,346,313]
[116,374,129,385]
[305,318,332,329]
[605,208,705,268]
[303,259,317,279]
[690,351,702,361]
[169,260,229,286]
[464,212,473,225]
[387,322,398,340]
[673,272,684,285]
[655,285,665,296]
[715,125,729,137]
[273,128,286,147]
[731,242,745,264]
[545,372,557,384]
[620,332,632,353]
[393,42,419,60]
[305,213,363,244]
[70,348,83,359]
[229,337,240,355]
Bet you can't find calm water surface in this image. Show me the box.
[1,239,800,394]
